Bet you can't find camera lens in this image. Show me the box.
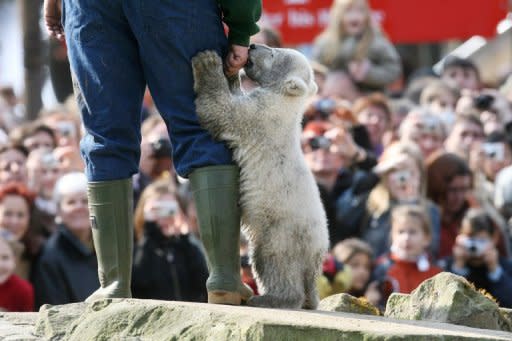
[150,138,172,158]
[309,136,331,150]
[473,94,494,111]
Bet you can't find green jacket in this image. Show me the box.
[218,0,261,46]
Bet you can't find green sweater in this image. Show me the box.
[218,0,262,46]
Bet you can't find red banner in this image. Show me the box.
[262,0,509,45]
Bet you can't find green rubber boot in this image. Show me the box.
[85,178,133,302]
[189,165,253,305]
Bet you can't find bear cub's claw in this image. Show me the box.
[192,50,223,74]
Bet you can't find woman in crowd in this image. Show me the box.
[399,109,446,159]
[302,120,378,246]
[352,93,392,157]
[312,0,401,92]
[360,141,441,258]
[32,172,98,308]
[26,149,61,240]
[132,178,208,302]
[426,151,475,259]
[0,182,34,279]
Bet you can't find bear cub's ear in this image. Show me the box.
[284,76,309,97]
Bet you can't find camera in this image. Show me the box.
[56,121,76,138]
[150,138,172,158]
[461,238,489,257]
[41,153,60,168]
[473,94,494,111]
[153,200,178,219]
[389,169,411,184]
[482,143,505,161]
[313,98,336,117]
[422,116,439,132]
[309,136,331,150]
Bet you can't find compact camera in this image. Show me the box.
[309,136,332,150]
[482,143,505,161]
[461,238,489,257]
[389,169,411,185]
[56,121,77,138]
[144,200,179,221]
[40,153,60,168]
[313,98,336,117]
[473,94,494,111]
[422,116,439,132]
[150,138,172,158]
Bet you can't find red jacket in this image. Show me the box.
[377,253,442,294]
[0,275,34,312]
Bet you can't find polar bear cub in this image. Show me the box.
[191,45,329,309]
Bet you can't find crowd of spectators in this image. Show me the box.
[1,0,512,313]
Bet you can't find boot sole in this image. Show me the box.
[208,291,242,305]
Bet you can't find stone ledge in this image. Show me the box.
[26,299,512,340]
[2,300,512,340]
[0,312,39,341]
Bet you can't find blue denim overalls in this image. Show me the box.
[63,0,232,181]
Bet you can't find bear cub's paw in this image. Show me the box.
[191,50,223,77]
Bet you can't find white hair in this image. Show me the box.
[53,172,88,205]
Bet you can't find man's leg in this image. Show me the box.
[124,0,251,304]
[63,0,145,300]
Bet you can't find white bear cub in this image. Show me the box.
[192,45,329,309]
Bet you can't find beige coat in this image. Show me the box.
[313,33,401,91]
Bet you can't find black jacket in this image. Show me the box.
[441,257,512,308]
[132,222,208,302]
[32,225,98,309]
[320,170,379,247]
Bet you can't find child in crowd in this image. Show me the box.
[0,234,33,312]
[441,208,512,308]
[313,0,401,92]
[317,251,352,299]
[332,238,381,306]
[373,204,442,297]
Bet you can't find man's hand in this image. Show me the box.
[44,0,65,41]
[224,44,248,77]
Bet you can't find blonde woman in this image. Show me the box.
[132,178,208,302]
[335,141,441,258]
[362,142,441,258]
[312,0,401,92]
